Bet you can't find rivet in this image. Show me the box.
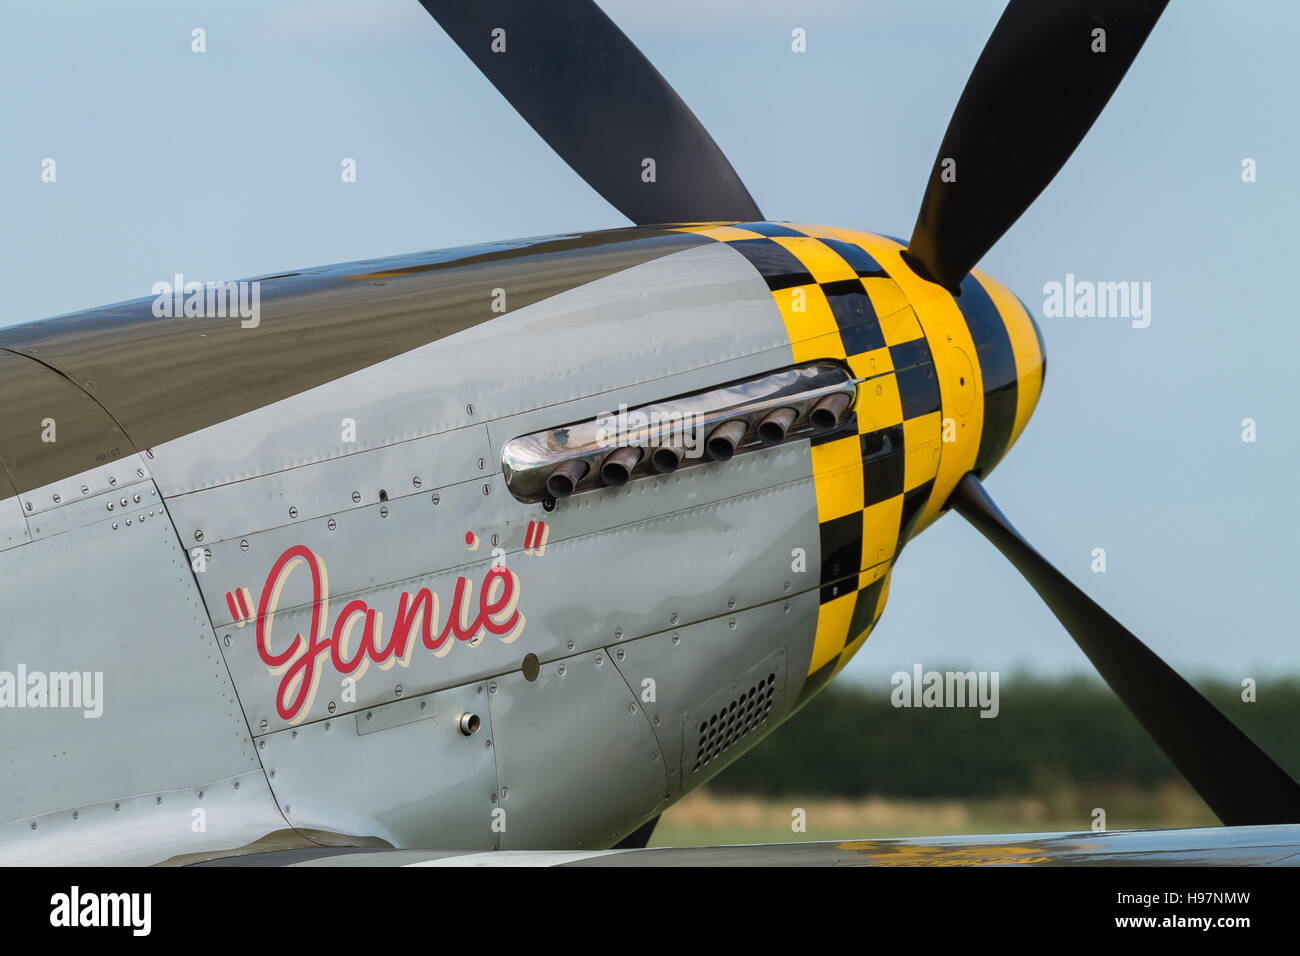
[615,648,625,661]
[365,711,373,721]
[72,810,79,820]
[491,534,498,546]
[52,494,60,504]
[223,634,230,646]
[107,502,114,511]
[289,506,298,519]
[671,632,680,645]
[155,796,163,805]
[595,654,603,665]
[109,477,117,486]
[198,791,204,799]
[783,603,791,613]
[380,505,389,518]
[137,467,146,477]
[489,682,497,694]
[482,484,490,496]
[30,821,36,830]
[413,476,422,488]
[652,715,661,727]
[327,519,337,531]
[466,404,474,415]
[670,612,679,625]
[395,684,403,697]
[500,787,508,800]
[290,731,297,740]
[478,457,486,470]
[125,519,132,526]
[111,522,118,530]
[284,805,291,814]
[352,491,361,503]
[784,581,791,592]
[557,664,566,676]
[728,597,736,609]
[120,497,127,506]
[614,627,623,640]
[81,485,89,494]
[24,503,31,512]
[728,618,737,629]
[270,770,276,778]
[133,493,141,503]
[114,803,120,811]
[233,781,240,790]
[259,719,268,732]
[566,640,574,651]
[195,530,204,542]
[328,701,336,713]
[627,703,636,715]
[431,493,440,505]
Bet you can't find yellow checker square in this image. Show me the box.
[903,410,942,447]
[903,438,942,493]
[848,347,893,381]
[809,589,858,675]
[792,331,847,365]
[771,237,859,284]
[860,496,904,567]
[854,373,904,435]
[878,305,924,347]
[809,436,864,523]
[669,224,765,242]
[774,283,838,341]
[784,222,840,241]
[862,276,909,319]
[701,225,767,241]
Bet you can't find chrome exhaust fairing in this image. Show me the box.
[501,361,857,503]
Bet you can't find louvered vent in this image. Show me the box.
[692,672,776,773]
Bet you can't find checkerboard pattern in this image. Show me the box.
[673,222,944,701]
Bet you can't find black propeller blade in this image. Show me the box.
[904,0,1169,291]
[417,0,762,225]
[950,473,1300,827]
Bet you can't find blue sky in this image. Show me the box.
[2,1,1297,684]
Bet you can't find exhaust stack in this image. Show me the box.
[809,393,851,433]
[706,420,748,462]
[757,407,797,444]
[599,446,643,486]
[545,460,589,498]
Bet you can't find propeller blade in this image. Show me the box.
[950,473,1300,827]
[905,0,1168,290]
[417,0,762,225]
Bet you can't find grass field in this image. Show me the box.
[649,783,1219,847]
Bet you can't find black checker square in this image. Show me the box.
[895,363,942,420]
[818,511,863,592]
[819,238,889,278]
[847,575,888,645]
[727,238,815,290]
[899,479,935,542]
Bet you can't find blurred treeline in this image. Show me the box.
[711,673,1300,798]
